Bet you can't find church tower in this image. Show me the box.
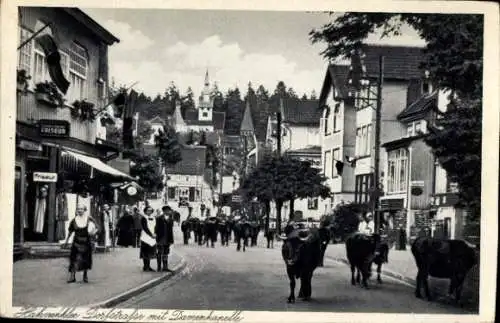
[198,69,214,121]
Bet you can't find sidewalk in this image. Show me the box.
[324,243,479,310]
[13,247,185,308]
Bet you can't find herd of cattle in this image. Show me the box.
[179,215,478,307]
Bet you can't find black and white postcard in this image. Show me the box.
[0,1,498,322]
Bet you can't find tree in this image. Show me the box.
[301,93,308,100]
[256,84,270,101]
[274,81,288,98]
[310,13,483,219]
[330,202,370,240]
[130,154,164,193]
[310,90,317,100]
[223,88,245,135]
[245,82,256,101]
[155,124,183,166]
[287,87,299,99]
[242,156,330,234]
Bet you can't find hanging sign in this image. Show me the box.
[39,119,70,138]
[411,180,425,196]
[33,172,58,182]
[127,186,138,196]
[17,140,42,151]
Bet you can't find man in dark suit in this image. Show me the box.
[155,205,175,272]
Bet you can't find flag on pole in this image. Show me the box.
[123,89,139,150]
[35,34,70,94]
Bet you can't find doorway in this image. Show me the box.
[24,157,50,241]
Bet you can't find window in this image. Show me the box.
[324,150,332,177]
[333,103,341,132]
[323,107,331,135]
[168,187,176,199]
[67,42,88,103]
[406,120,427,137]
[332,148,340,177]
[356,124,372,156]
[387,148,408,193]
[355,173,374,203]
[18,27,33,73]
[202,112,208,118]
[307,197,319,210]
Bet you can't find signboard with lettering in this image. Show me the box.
[39,120,70,138]
[33,172,58,182]
[17,140,42,151]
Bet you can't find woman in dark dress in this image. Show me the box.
[64,204,99,283]
[140,206,157,271]
[117,207,135,247]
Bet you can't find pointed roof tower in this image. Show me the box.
[240,100,255,133]
[173,100,187,131]
[205,69,209,86]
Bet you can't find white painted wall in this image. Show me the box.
[283,125,320,151]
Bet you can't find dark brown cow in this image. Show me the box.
[281,228,323,303]
[411,236,477,303]
[345,233,381,289]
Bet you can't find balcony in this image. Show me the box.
[17,89,99,144]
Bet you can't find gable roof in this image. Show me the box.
[63,9,120,45]
[183,109,225,130]
[398,91,437,121]
[281,98,321,126]
[167,146,206,175]
[363,45,425,80]
[147,116,164,125]
[319,64,350,106]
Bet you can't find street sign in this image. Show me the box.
[232,195,242,203]
[33,172,58,182]
[39,119,70,138]
[411,180,425,187]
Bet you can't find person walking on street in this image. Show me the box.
[140,206,156,272]
[64,204,99,283]
[358,212,375,235]
[117,207,135,247]
[133,207,142,248]
[155,205,175,272]
[101,204,113,248]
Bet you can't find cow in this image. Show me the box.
[218,219,231,246]
[345,233,381,289]
[249,221,260,247]
[372,240,390,283]
[317,225,331,267]
[411,236,477,303]
[181,220,191,245]
[234,220,252,252]
[192,219,204,246]
[204,217,218,248]
[265,222,277,249]
[281,228,323,303]
[173,211,181,226]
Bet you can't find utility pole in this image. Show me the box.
[218,137,224,215]
[276,99,282,156]
[373,56,384,234]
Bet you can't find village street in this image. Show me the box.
[117,224,472,314]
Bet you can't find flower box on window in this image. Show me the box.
[34,81,64,107]
[17,69,31,94]
[71,100,97,123]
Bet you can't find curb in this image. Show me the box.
[87,256,188,308]
[326,256,416,287]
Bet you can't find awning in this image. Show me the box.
[61,150,134,181]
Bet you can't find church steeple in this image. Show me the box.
[204,69,209,86]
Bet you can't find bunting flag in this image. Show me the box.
[35,34,70,94]
[122,89,139,150]
[335,161,344,176]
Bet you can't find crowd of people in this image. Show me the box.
[63,202,178,283]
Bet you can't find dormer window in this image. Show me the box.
[406,120,428,137]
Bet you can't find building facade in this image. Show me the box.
[15,7,125,255]
[318,64,356,211]
[265,97,326,221]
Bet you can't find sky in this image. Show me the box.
[82,8,426,99]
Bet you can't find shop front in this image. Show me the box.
[15,120,132,257]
